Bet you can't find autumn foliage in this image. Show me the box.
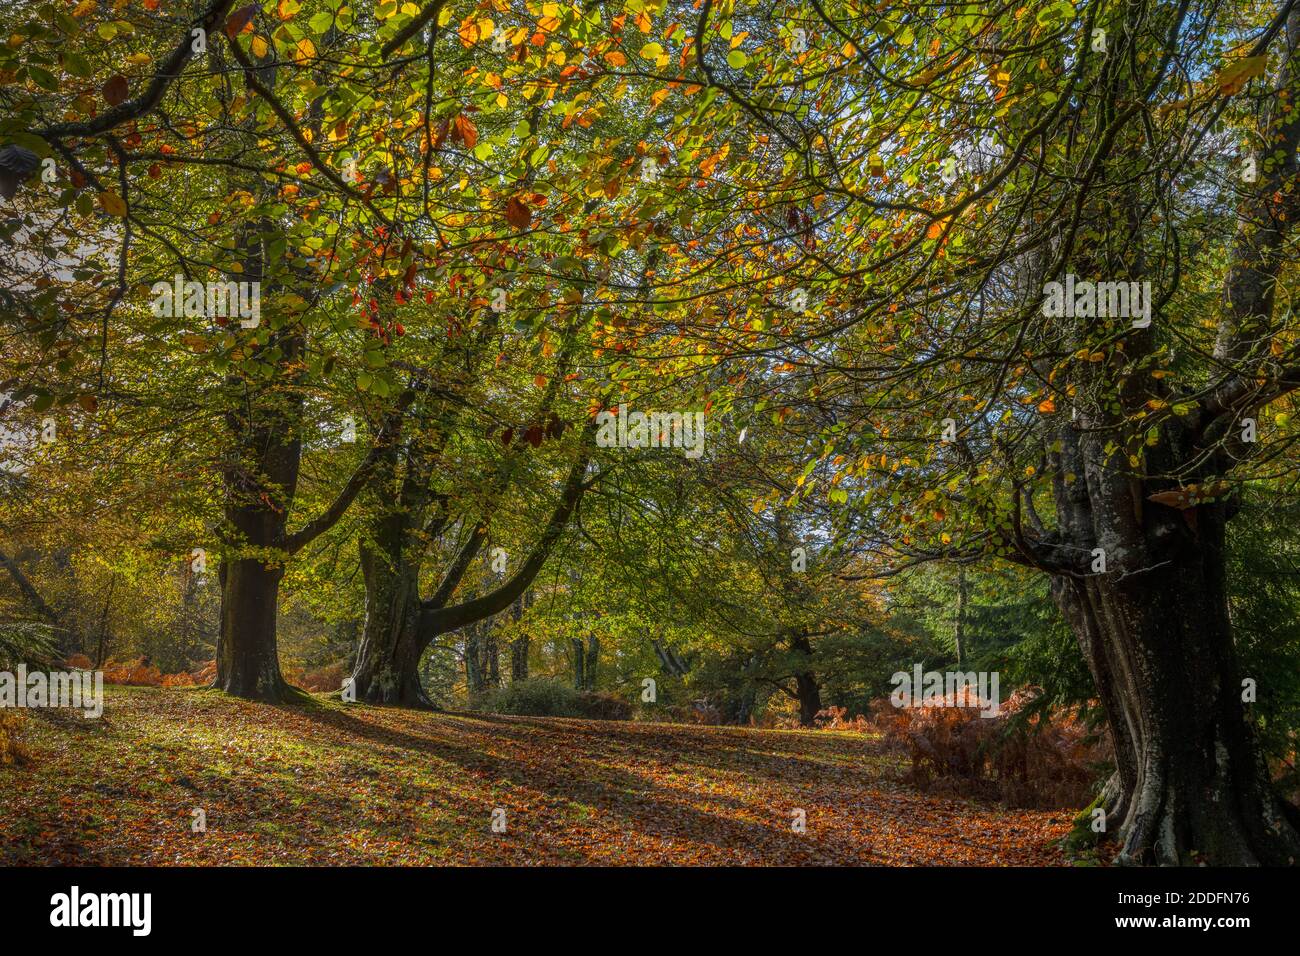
[480,678,632,720]
[0,710,28,767]
[869,688,1109,809]
[283,662,346,693]
[90,657,217,688]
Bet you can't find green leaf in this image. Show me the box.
[27,66,58,91]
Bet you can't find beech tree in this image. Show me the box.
[639,0,1300,863]
[6,0,1300,867]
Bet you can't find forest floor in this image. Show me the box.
[0,685,1073,865]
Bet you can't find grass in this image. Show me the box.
[0,685,1072,865]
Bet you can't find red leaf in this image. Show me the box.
[505,197,531,230]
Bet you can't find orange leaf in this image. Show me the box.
[453,114,478,149]
[225,4,258,40]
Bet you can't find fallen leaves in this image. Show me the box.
[0,686,1072,866]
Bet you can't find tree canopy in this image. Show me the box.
[4,0,1300,867]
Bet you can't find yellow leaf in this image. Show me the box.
[251,36,268,57]
[1216,55,1267,96]
[97,190,126,217]
[294,37,316,65]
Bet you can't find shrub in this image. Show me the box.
[0,622,59,670]
[284,661,346,693]
[102,657,211,687]
[479,679,631,720]
[658,700,725,725]
[191,659,217,685]
[101,657,164,686]
[577,691,633,721]
[870,686,1109,809]
[59,656,214,688]
[0,710,29,766]
[814,705,870,731]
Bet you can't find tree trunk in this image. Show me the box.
[583,635,598,691]
[215,557,290,701]
[510,636,529,681]
[1052,503,1300,865]
[93,573,115,667]
[954,567,968,667]
[572,637,585,690]
[351,541,432,707]
[486,628,500,686]
[465,619,487,696]
[789,631,821,727]
[509,591,531,681]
